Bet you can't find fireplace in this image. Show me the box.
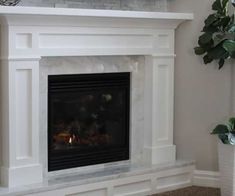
[0,7,193,188]
[48,72,130,171]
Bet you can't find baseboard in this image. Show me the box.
[193,170,220,188]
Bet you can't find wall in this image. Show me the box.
[169,0,232,171]
[17,0,167,11]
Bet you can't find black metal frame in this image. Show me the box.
[48,72,130,172]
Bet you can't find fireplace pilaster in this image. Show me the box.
[0,58,43,187]
[144,55,176,164]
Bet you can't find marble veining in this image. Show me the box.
[39,56,145,178]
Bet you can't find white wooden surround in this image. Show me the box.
[0,6,193,190]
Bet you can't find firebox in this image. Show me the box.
[48,72,130,171]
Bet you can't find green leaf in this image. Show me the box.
[203,25,218,33]
[199,33,213,45]
[231,53,235,58]
[223,40,235,56]
[219,58,225,69]
[229,117,235,131]
[220,16,231,28]
[212,16,230,28]
[194,47,206,55]
[198,41,214,51]
[218,134,230,144]
[207,44,228,59]
[228,24,235,33]
[203,55,213,64]
[205,14,218,27]
[212,0,222,11]
[212,32,227,46]
[213,17,230,27]
[211,124,229,134]
[222,0,229,8]
[229,117,235,125]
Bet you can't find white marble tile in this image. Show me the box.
[39,56,145,178]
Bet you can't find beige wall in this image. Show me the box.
[169,0,232,171]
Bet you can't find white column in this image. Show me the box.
[0,58,43,187]
[143,55,176,165]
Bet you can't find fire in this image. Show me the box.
[69,137,72,144]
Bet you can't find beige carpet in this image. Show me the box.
[154,186,220,196]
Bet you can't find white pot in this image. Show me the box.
[218,141,235,196]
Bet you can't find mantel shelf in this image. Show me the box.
[0,6,193,20]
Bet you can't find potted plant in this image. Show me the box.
[194,0,235,69]
[212,118,235,196]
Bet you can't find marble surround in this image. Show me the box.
[39,56,145,177]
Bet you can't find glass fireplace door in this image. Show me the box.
[48,73,130,171]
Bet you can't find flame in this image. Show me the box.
[69,137,72,144]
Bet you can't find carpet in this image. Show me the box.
[154,186,220,196]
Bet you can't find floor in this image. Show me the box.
[154,186,220,196]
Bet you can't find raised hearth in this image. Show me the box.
[0,6,193,192]
[0,160,195,196]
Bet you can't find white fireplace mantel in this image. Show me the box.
[0,6,193,188]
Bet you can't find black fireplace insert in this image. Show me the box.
[48,73,130,171]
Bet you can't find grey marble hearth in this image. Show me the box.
[0,160,194,196]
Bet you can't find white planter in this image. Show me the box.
[218,141,235,196]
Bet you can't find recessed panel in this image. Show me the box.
[39,34,152,49]
[16,34,32,49]
[156,172,191,190]
[15,69,33,159]
[114,180,151,196]
[154,64,169,142]
[67,189,107,196]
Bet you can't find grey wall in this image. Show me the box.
[18,0,167,11]
[169,0,232,171]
